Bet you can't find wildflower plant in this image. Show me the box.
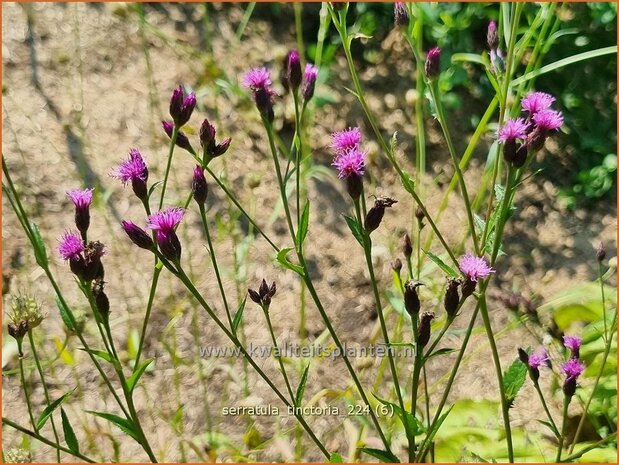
[2,2,616,464]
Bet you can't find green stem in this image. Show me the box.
[158,125,178,210]
[17,339,37,432]
[199,203,233,328]
[556,395,570,462]
[134,266,161,369]
[534,381,559,437]
[27,330,62,462]
[263,307,296,402]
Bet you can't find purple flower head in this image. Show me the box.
[528,349,551,369]
[332,148,366,179]
[192,165,208,205]
[302,64,319,102]
[563,335,582,358]
[113,148,149,200]
[287,50,303,91]
[425,46,441,79]
[562,358,585,381]
[169,86,196,127]
[394,2,409,27]
[487,20,498,50]
[162,121,194,154]
[147,207,185,233]
[243,67,272,90]
[331,127,362,154]
[67,188,93,209]
[243,67,275,121]
[521,92,556,115]
[458,253,495,282]
[498,118,528,143]
[199,119,231,158]
[58,231,84,261]
[532,109,563,132]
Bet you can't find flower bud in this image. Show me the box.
[199,119,217,154]
[287,50,303,92]
[394,2,409,27]
[192,165,208,205]
[82,241,105,282]
[425,47,441,79]
[302,64,318,103]
[444,278,460,319]
[92,279,110,323]
[157,230,182,262]
[391,258,402,274]
[169,86,196,127]
[563,378,577,398]
[596,242,606,262]
[67,189,93,237]
[460,277,476,300]
[417,311,435,350]
[401,233,413,258]
[404,280,421,316]
[249,279,277,308]
[162,121,194,154]
[517,348,529,365]
[8,321,28,341]
[121,221,155,251]
[487,21,499,50]
[346,174,363,200]
[364,197,397,234]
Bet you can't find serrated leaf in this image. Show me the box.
[61,408,79,454]
[343,215,364,246]
[329,452,344,463]
[56,297,75,332]
[422,249,459,277]
[127,358,154,392]
[502,358,527,406]
[86,411,140,441]
[295,363,310,407]
[359,447,400,463]
[30,222,49,267]
[296,201,310,247]
[276,248,304,276]
[37,389,75,430]
[232,297,247,335]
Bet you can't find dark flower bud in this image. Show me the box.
[596,243,606,262]
[417,311,435,350]
[199,119,217,154]
[302,64,318,103]
[162,121,194,154]
[526,127,547,152]
[391,258,402,274]
[213,138,231,157]
[69,255,86,279]
[415,207,425,222]
[404,280,421,316]
[364,197,397,234]
[346,174,363,200]
[248,289,262,305]
[517,348,529,365]
[131,177,148,201]
[92,279,110,322]
[529,366,540,384]
[444,278,460,319]
[254,87,274,123]
[487,21,499,50]
[401,233,413,258]
[287,50,303,92]
[192,165,208,205]
[169,86,196,127]
[512,145,528,168]
[67,189,93,237]
[394,2,409,27]
[121,221,155,251]
[425,47,441,79]
[82,241,105,282]
[503,139,518,165]
[249,279,277,308]
[280,53,290,93]
[157,230,182,262]
[460,278,477,300]
[8,321,28,341]
[563,378,577,397]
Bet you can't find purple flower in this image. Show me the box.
[287,49,303,91]
[562,358,585,381]
[394,2,409,27]
[169,86,196,127]
[192,165,208,205]
[331,127,362,153]
[521,92,555,115]
[113,148,149,200]
[528,350,550,369]
[243,67,276,121]
[302,64,319,102]
[199,118,231,158]
[425,46,441,79]
[67,188,94,236]
[532,109,563,131]
[332,148,366,179]
[458,253,495,282]
[498,118,528,143]
[563,335,582,358]
[147,207,185,232]
[243,67,272,89]
[487,20,498,50]
[58,231,84,261]
[121,220,154,251]
[162,120,194,154]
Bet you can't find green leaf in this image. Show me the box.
[538,419,560,439]
[56,297,75,332]
[86,411,140,441]
[296,201,310,247]
[359,447,400,463]
[424,347,455,362]
[343,215,364,246]
[422,249,459,277]
[425,405,454,446]
[451,53,487,66]
[78,348,116,365]
[127,358,154,392]
[502,358,527,406]
[232,297,247,335]
[373,393,425,437]
[276,247,304,276]
[329,452,344,463]
[37,389,75,430]
[61,408,79,454]
[147,180,164,199]
[30,222,49,267]
[295,363,310,407]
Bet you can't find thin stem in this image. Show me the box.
[409,318,423,462]
[199,203,233,328]
[556,395,570,461]
[2,417,96,463]
[17,339,37,432]
[263,307,296,402]
[158,124,178,210]
[533,381,559,436]
[134,266,161,369]
[27,330,62,462]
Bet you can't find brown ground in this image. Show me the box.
[2,2,616,463]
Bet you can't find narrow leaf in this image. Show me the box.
[78,348,115,364]
[424,347,455,362]
[422,249,459,277]
[147,180,164,198]
[296,201,310,247]
[37,390,75,430]
[127,358,154,392]
[276,247,304,276]
[295,363,310,406]
[56,297,75,332]
[359,447,400,463]
[30,222,49,267]
[538,419,560,439]
[86,411,140,441]
[343,215,364,246]
[232,296,247,334]
[61,408,79,454]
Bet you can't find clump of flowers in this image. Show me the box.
[248,279,277,309]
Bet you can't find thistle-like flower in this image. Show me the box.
[394,2,409,27]
[459,253,494,282]
[525,348,551,383]
[8,294,45,335]
[562,358,586,397]
[58,230,85,262]
[532,109,564,132]
[487,20,499,50]
[147,207,185,262]
[286,49,303,92]
[169,85,196,127]
[121,220,155,251]
[162,120,194,154]
[244,67,276,121]
[67,188,93,236]
[563,335,582,359]
[112,148,149,200]
[498,118,529,166]
[248,279,277,308]
[424,46,441,79]
[332,148,366,179]
[521,91,556,115]
[331,127,362,153]
[302,64,319,103]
